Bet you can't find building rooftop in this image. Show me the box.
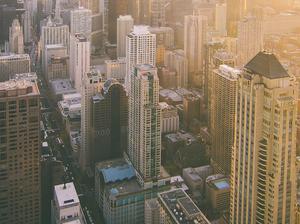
[0,79,39,97]
[10,72,37,81]
[244,51,289,79]
[159,188,210,224]
[54,182,79,208]
[0,53,30,60]
[206,175,230,191]
[132,25,150,35]
[50,79,76,96]
[101,163,136,184]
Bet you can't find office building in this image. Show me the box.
[91,78,128,163]
[69,34,90,91]
[145,199,160,224]
[210,65,239,174]
[0,54,31,81]
[164,49,188,88]
[237,16,263,66]
[206,174,230,213]
[126,26,156,89]
[128,64,161,184]
[0,78,41,224]
[226,0,248,36]
[183,94,201,129]
[215,3,227,36]
[158,67,177,89]
[184,15,208,87]
[105,57,126,82]
[108,0,129,44]
[158,188,210,224]
[23,0,37,43]
[95,159,170,224]
[230,52,298,224]
[51,182,86,224]
[151,0,166,27]
[80,71,103,170]
[117,15,134,58]
[159,102,179,134]
[70,7,92,38]
[149,27,174,50]
[9,18,24,54]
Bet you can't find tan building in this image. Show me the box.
[0,79,41,224]
[210,65,240,174]
[230,52,298,224]
[159,102,179,134]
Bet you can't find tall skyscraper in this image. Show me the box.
[117,15,133,58]
[128,64,161,184]
[230,52,298,224]
[0,78,41,224]
[184,14,207,87]
[210,65,239,175]
[9,18,24,54]
[150,0,166,27]
[126,26,156,89]
[237,16,263,67]
[80,71,102,170]
[70,7,92,38]
[69,34,90,91]
[227,0,247,36]
[91,79,128,163]
[215,3,227,36]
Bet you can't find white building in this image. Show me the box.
[105,57,126,82]
[164,49,188,88]
[215,3,227,36]
[70,7,92,38]
[126,26,156,89]
[237,16,263,66]
[159,102,179,134]
[184,14,208,86]
[117,15,134,58]
[70,34,90,91]
[51,182,86,224]
[9,19,24,54]
[128,64,161,184]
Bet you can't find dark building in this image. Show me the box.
[0,0,24,44]
[91,79,128,163]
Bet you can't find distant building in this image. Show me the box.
[159,102,179,134]
[206,174,230,213]
[158,188,210,224]
[149,26,174,49]
[0,54,31,81]
[70,7,92,38]
[117,15,134,58]
[51,182,86,224]
[105,57,126,82]
[158,67,177,89]
[215,3,227,36]
[150,0,166,27]
[0,78,41,224]
[9,18,24,54]
[183,94,201,129]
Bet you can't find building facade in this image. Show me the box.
[0,79,41,224]
[70,7,92,38]
[9,18,24,54]
[117,15,134,58]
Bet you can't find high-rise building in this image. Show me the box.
[184,14,208,87]
[230,52,298,224]
[80,71,103,170]
[0,54,31,81]
[215,3,227,36]
[151,0,166,27]
[51,182,86,224]
[105,57,126,82]
[237,16,263,66]
[125,26,156,89]
[69,34,90,91]
[226,0,247,37]
[108,0,129,44]
[70,7,92,38]
[91,78,128,163]
[145,199,160,224]
[23,0,37,43]
[0,78,41,224]
[128,64,161,184]
[117,15,134,58]
[210,65,240,175]
[9,18,24,54]
[148,27,175,50]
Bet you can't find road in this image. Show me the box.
[29,41,104,224]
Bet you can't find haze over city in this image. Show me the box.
[0,0,300,224]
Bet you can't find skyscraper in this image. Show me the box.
[126,26,156,89]
[230,52,298,224]
[69,34,90,91]
[128,64,161,184]
[0,78,41,224]
[9,18,24,54]
[117,15,134,58]
[210,65,240,175]
[80,71,102,170]
[237,16,263,66]
[215,3,227,36]
[150,0,166,27]
[70,7,92,38]
[184,14,207,87]
[91,79,128,162]
[227,0,247,36]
